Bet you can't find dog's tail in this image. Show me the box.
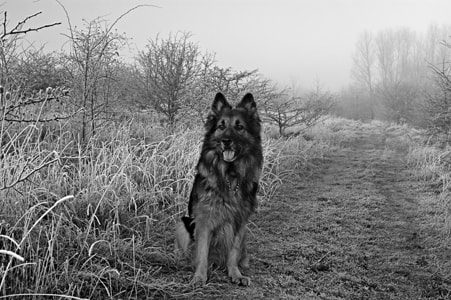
[174,216,195,256]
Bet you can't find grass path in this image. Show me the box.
[192,124,451,299]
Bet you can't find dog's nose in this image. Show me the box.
[222,139,232,148]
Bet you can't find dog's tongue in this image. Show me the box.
[223,150,235,162]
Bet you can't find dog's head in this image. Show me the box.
[204,92,261,163]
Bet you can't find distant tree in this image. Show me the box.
[231,70,280,108]
[62,17,127,142]
[375,28,424,123]
[263,95,299,136]
[184,67,280,125]
[351,31,376,119]
[424,24,451,68]
[334,86,374,121]
[12,49,66,93]
[377,81,419,123]
[179,52,216,124]
[207,67,259,99]
[0,11,67,126]
[350,27,430,124]
[136,32,215,130]
[112,62,144,111]
[263,84,333,136]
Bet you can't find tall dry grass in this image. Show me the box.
[0,118,334,298]
[10,116,444,297]
[407,144,451,236]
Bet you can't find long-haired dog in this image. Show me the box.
[175,92,263,286]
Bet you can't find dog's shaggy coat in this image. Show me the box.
[175,92,263,286]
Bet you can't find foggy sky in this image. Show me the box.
[2,0,451,91]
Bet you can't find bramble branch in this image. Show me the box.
[0,11,61,40]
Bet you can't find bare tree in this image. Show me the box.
[136,32,215,130]
[375,29,423,123]
[377,81,418,123]
[206,67,259,99]
[424,24,451,66]
[263,84,333,136]
[0,11,65,126]
[56,3,152,142]
[352,31,376,95]
[62,18,127,142]
[0,11,61,88]
[349,27,427,123]
[13,49,66,94]
[180,52,216,124]
[181,66,279,124]
[351,31,376,119]
[0,11,67,192]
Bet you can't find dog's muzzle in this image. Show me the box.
[221,139,236,162]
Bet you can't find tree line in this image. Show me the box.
[0,11,332,147]
[337,24,451,143]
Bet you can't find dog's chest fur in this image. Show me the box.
[194,177,253,232]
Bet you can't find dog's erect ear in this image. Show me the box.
[237,93,257,114]
[211,92,231,115]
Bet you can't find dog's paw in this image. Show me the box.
[230,274,251,286]
[190,273,207,287]
[239,256,250,270]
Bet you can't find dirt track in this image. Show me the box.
[192,125,451,299]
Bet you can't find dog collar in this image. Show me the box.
[226,180,240,193]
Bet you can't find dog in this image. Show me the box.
[175,92,263,286]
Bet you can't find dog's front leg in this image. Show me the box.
[191,224,211,286]
[227,225,251,286]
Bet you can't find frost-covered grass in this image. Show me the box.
[4,115,449,298]
[0,117,336,298]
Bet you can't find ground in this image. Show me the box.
[164,124,451,299]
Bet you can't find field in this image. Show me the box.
[1,117,451,299]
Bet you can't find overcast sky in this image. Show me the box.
[2,0,451,91]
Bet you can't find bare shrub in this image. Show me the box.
[263,85,334,136]
[424,41,451,145]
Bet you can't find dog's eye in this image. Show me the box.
[217,124,226,130]
[235,124,244,131]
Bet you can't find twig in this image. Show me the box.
[6,22,62,36]
[0,11,61,39]
[0,152,59,191]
